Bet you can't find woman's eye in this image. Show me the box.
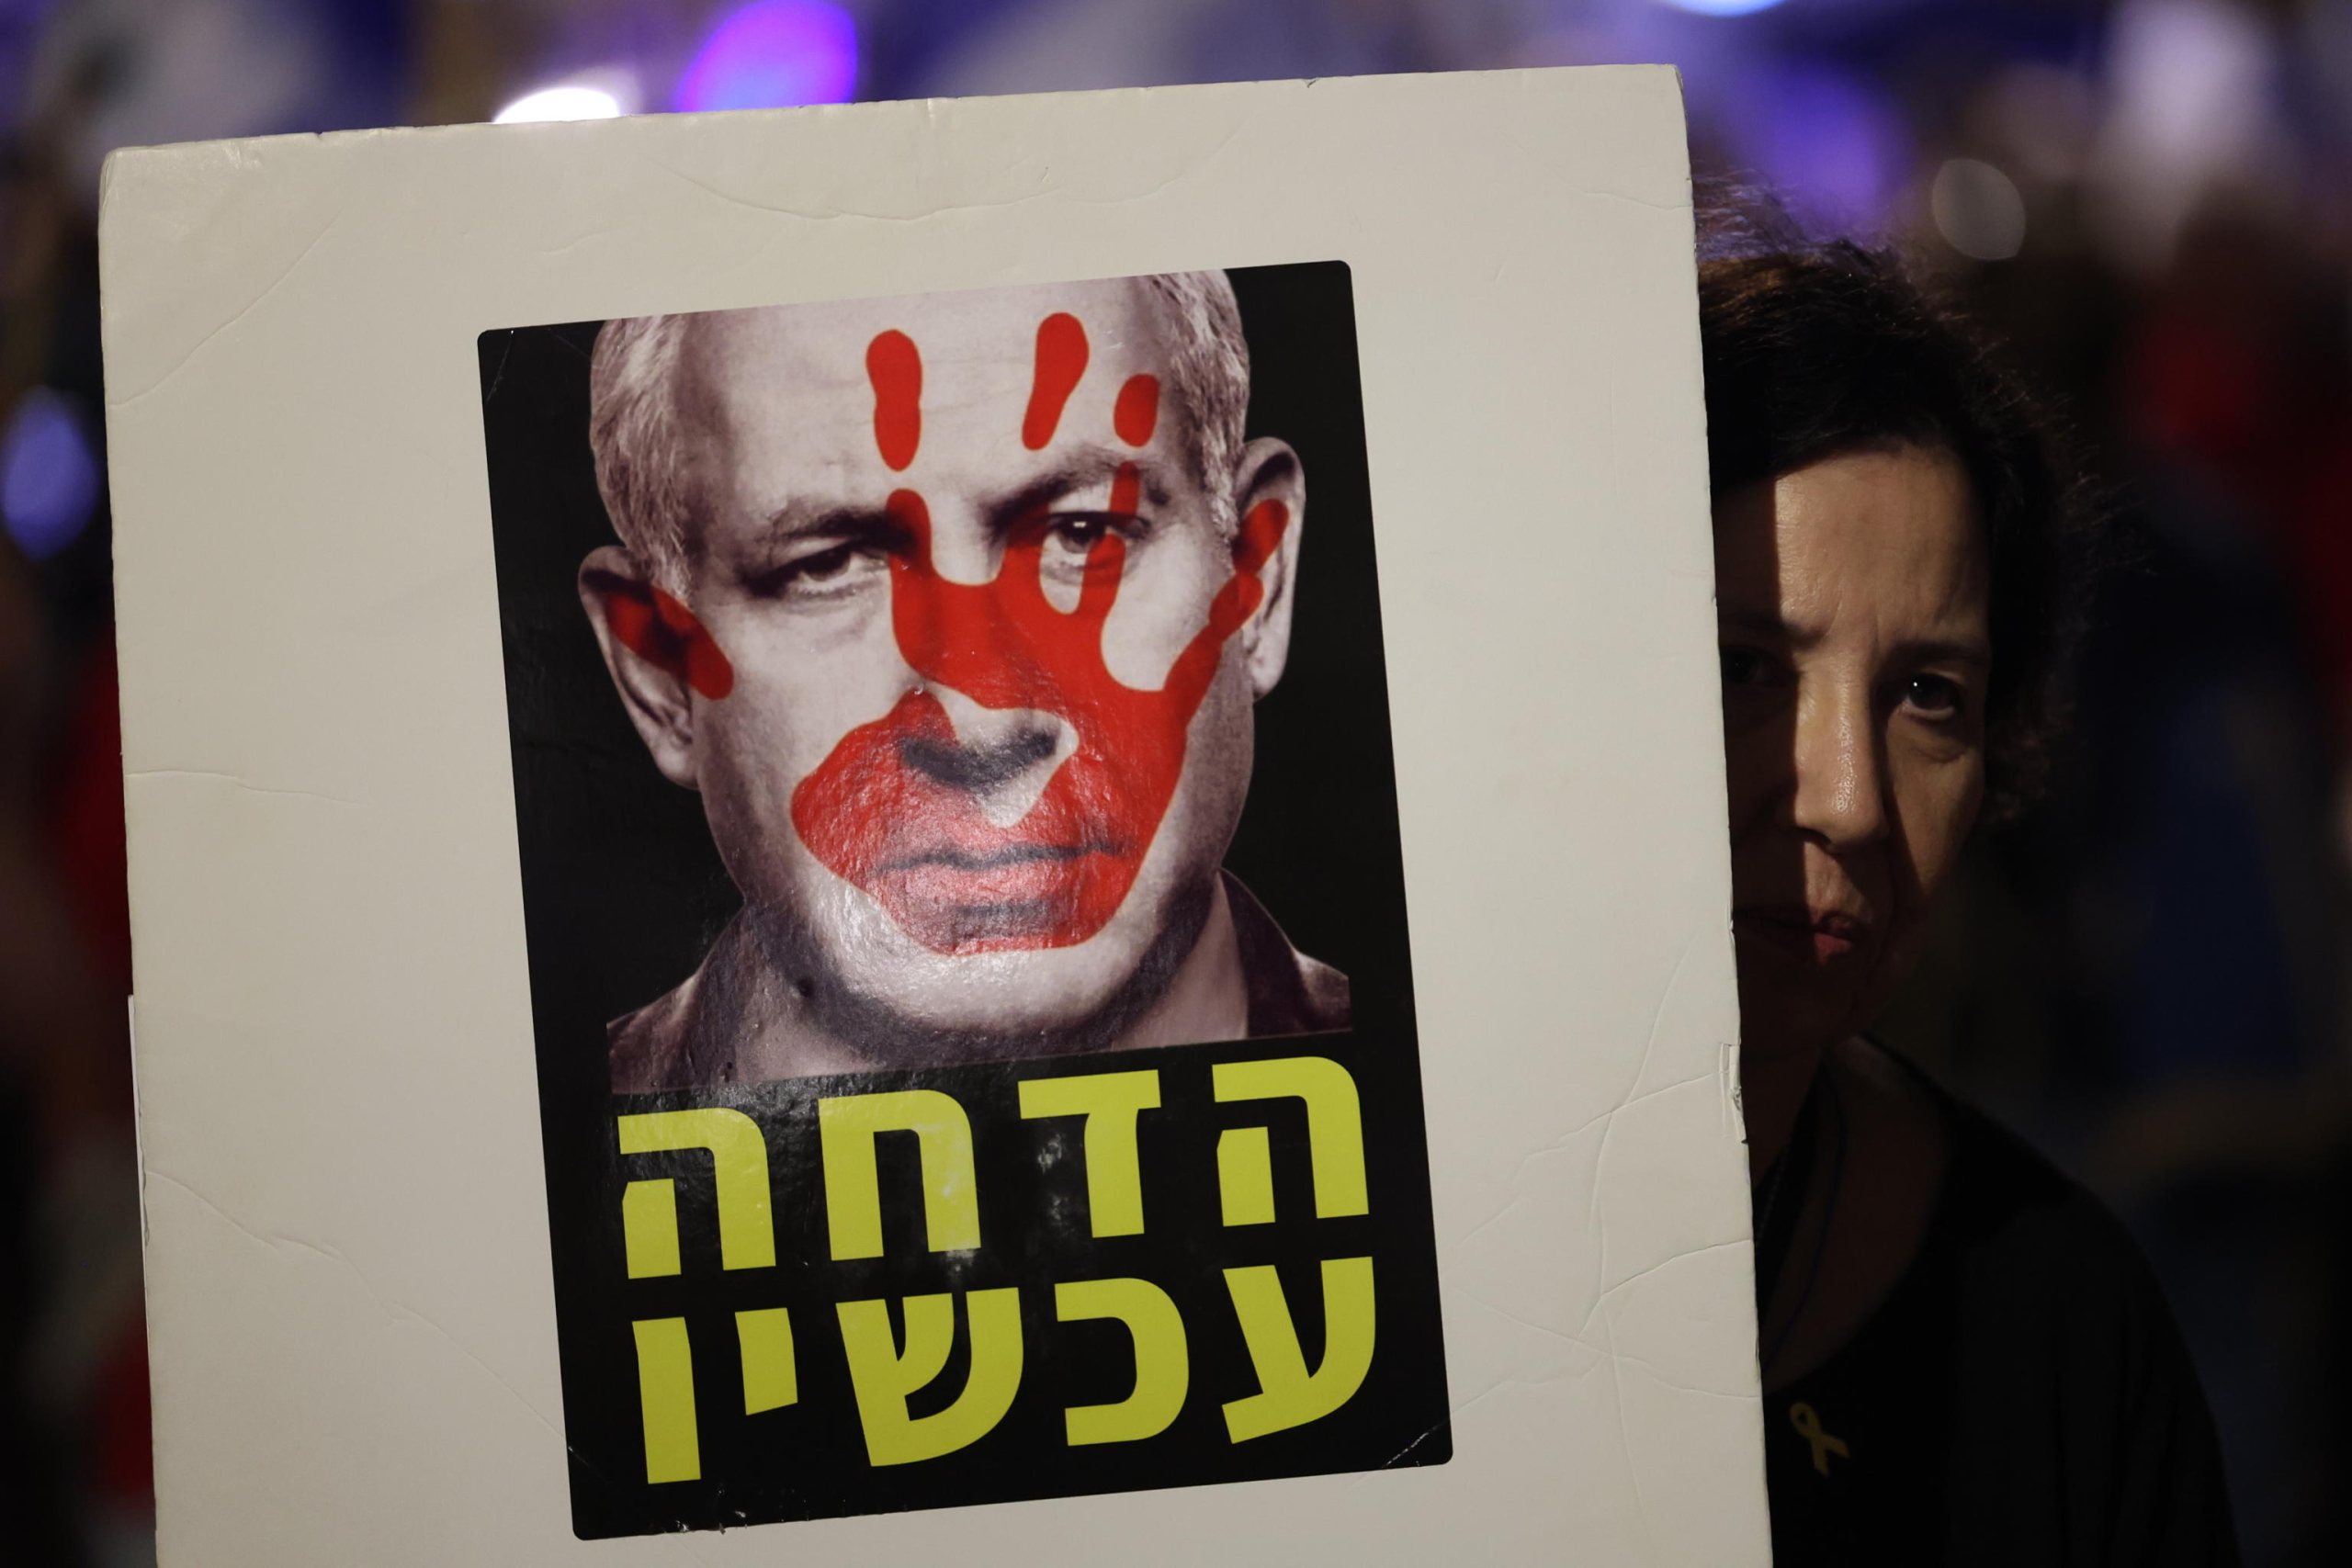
[1905,674,1964,717]
[1720,647,1769,687]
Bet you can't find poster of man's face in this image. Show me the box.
[481,263,1441,1536]
[557,272,1355,1088]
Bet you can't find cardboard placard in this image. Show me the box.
[102,67,1765,1564]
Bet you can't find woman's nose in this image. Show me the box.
[1789,682,1890,851]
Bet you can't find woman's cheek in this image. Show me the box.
[1911,755,1986,902]
[1722,727,1785,844]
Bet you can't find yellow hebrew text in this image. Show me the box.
[1212,1057,1369,1219]
[837,1290,1024,1466]
[622,1179,682,1279]
[1220,1257,1376,1443]
[1055,1277,1189,1446]
[616,1109,775,1271]
[820,1090,982,1259]
[1017,1068,1161,1236]
[737,1307,797,1415]
[632,1317,700,1483]
[1216,1126,1276,1227]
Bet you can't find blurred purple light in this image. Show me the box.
[674,1,858,115]
[1656,0,1787,15]
[2,389,100,561]
[1723,63,1910,231]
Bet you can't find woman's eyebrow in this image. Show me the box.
[1718,608,1803,643]
[1716,611,1989,669]
[1893,637,1993,669]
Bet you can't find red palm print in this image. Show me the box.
[786,310,1289,954]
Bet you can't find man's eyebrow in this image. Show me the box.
[751,502,901,547]
[984,452,1166,525]
[744,450,1170,548]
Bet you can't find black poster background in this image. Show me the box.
[480,263,1448,1538]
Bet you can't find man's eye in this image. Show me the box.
[796,544,863,581]
[1044,514,1115,554]
[1904,674,1964,717]
[752,543,885,600]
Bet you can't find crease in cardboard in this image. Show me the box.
[144,1168,564,1440]
[107,215,341,410]
[125,767,358,807]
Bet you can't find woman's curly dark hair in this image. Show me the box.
[1696,186,2103,822]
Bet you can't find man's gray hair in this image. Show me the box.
[588,273,1251,592]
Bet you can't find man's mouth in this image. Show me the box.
[879,841,1094,873]
[1733,904,1871,965]
[866,833,1122,942]
[791,685,1153,954]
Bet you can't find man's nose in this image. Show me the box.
[899,719,1058,793]
[1788,680,1889,852]
[902,686,1074,817]
[920,502,1003,586]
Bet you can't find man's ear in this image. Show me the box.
[1231,435,1306,700]
[579,545,732,790]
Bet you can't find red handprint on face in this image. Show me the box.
[601,581,736,700]
[789,311,1287,955]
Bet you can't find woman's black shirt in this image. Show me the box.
[1763,1069,2240,1565]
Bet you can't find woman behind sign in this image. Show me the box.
[1698,194,2241,1563]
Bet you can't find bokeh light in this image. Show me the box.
[494,85,625,124]
[674,0,859,114]
[2,389,101,561]
[1930,158,2028,261]
[1654,0,1789,17]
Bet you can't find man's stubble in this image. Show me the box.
[736,871,1221,1071]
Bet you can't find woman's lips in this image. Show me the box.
[1734,904,1870,964]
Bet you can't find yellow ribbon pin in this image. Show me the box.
[1790,1401,1849,1475]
